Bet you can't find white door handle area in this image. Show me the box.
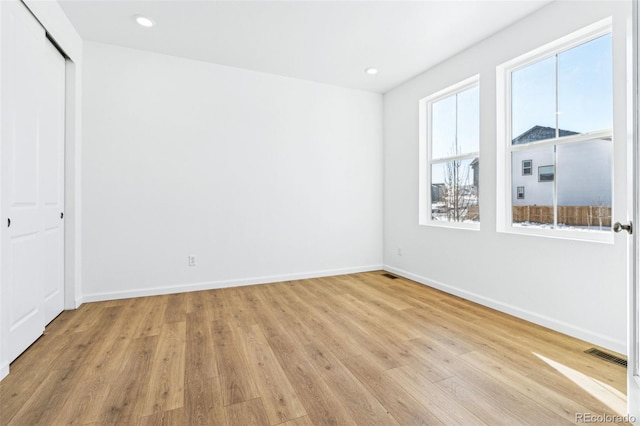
[613,221,633,234]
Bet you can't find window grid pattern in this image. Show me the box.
[505,27,612,235]
[423,77,480,227]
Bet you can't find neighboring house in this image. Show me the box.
[431,183,446,203]
[470,157,479,191]
[511,126,612,207]
[512,125,578,144]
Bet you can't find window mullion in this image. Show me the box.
[455,93,459,156]
[430,152,479,165]
[508,129,612,153]
[554,54,558,228]
[553,145,558,228]
[555,54,559,139]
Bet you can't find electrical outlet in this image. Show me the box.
[397,247,403,256]
[188,255,197,266]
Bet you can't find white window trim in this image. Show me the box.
[496,18,613,244]
[419,75,480,230]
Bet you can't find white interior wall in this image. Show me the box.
[383,0,630,353]
[81,42,383,301]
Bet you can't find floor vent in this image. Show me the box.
[584,348,627,368]
[381,273,399,280]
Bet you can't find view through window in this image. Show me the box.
[428,81,480,225]
[509,32,612,233]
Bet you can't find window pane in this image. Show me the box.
[431,95,456,159]
[431,159,479,222]
[556,138,612,231]
[511,56,556,144]
[538,165,554,182]
[558,34,612,134]
[457,86,479,155]
[512,147,553,226]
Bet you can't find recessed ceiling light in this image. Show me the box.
[135,15,154,28]
[365,68,378,75]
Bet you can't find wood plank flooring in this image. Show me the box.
[0,271,629,425]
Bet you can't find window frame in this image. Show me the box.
[517,186,525,200]
[522,159,532,176]
[419,75,480,230]
[496,18,613,243]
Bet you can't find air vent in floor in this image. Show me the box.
[584,348,627,368]
[381,273,398,280]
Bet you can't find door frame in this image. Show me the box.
[0,0,83,381]
[630,0,640,421]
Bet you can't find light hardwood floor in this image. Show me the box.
[0,271,629,425]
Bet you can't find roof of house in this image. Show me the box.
[512,125,578,145]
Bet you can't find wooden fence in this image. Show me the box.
[512,205,611,227]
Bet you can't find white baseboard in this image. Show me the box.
[82,264,383,303]
[64,297,84,311]
[0,361,9,382]
[384,265,626,355]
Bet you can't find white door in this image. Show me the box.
[40,39,66,325]
[0,0,65,362]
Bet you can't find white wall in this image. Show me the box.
[81,42,383,301]
[384,1,630,353]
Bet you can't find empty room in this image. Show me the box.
[1,0,640,424]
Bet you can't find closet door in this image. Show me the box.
[1,0,65,362]
[40,39,66,326]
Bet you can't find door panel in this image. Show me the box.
[1,0,47,362]
[9,233,40,325]
[42,228,62,313]
[40,38,66,325]
[8,233,43,359]
[1,0,65,363]
[9,10,42,208]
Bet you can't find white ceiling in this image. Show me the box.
[58,0,553,93]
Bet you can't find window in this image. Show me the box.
[538,165,554,182]
[419,76,479,228]
[498,19,613,239]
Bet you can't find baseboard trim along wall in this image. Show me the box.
[0,361,9,381]
[383,265,626,355]
[82,264,383,304]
